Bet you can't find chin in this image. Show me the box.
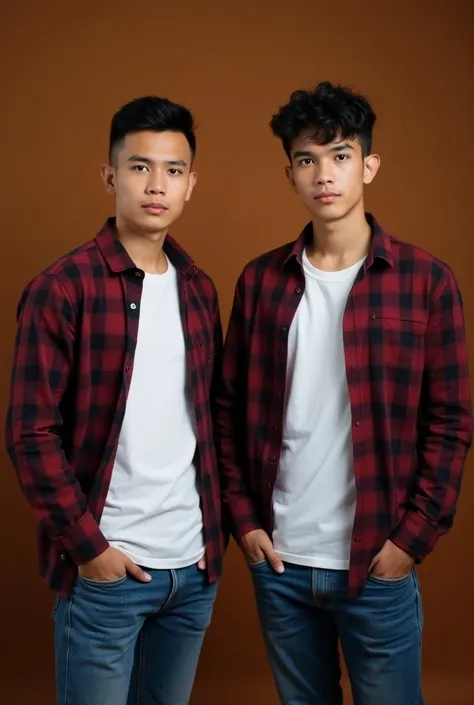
[310,207,343,221]
[310,202,356,222]
[141,215,173,232]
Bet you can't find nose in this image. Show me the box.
[316,171,334,186]
[146,168,166,195]
[315,160,335,186]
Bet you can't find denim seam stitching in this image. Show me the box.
[64,597,73,705]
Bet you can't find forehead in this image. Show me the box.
[291,132,361,156]
[117,130,192,162]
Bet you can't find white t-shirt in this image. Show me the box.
[99,258,204,569]
[273,250,365,570]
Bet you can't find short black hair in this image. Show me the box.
[270,81,376,160]
[109,96,196,163]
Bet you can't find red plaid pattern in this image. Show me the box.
[6,219,225,597]
[215,214,473,596]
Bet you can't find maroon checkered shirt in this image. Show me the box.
[215,213,473,596]
[6,218,225,597]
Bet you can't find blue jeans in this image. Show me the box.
[250,561,424,705]
[53,562,218,705]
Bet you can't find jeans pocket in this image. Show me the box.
[77,573,128,588]
[367,571,412,585]
[248,559,268,570]
[51,594,60,617]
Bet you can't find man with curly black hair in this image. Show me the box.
[216,81,472,704]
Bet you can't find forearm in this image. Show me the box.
[6,423,109,563]
[391,269,474,560]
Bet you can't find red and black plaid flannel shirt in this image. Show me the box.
[215,213,473,596]
[6,218,225,597]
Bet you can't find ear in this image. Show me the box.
[101,164,116,195]
[363,153,380,185]
[285,164,297,192]
[185,171,197,202]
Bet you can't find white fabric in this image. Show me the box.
[273,250,365,570]
[100,258,204,568]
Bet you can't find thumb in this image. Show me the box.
[198,555,207,571]
[261,537,284,574]
[124,556,152,583]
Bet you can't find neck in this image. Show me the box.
[116,214,168,274]
[306,202,371,271]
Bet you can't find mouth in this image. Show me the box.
[142,202,169,214]
[314,192,340,203]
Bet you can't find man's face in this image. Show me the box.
[102,130,196,234]
[286,132,379,222]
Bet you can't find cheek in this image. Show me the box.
[341,166,363,193]
[294,173,314,200]
[169,179,192,204]
[115,176,139,203]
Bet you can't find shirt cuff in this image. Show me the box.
[55,511,110,565]
[225,498,261,541]
[389,510,439,562]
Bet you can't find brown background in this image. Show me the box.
[1,1,473,703]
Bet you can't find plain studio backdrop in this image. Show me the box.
[0,1,473,703]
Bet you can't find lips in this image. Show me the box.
[142,202,169,214]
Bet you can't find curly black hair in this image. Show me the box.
[109,96,196,163]
[270,81,376,160]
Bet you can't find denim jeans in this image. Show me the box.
[53,562,218,705]
[250,561,424,705]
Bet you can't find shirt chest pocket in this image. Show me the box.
[368,315,426,370]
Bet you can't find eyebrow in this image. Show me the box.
[330,143,354,152]
[292,143,355,159]
[127,155,188,167]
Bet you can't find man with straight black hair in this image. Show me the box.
[216,81,473,704]
[6,96,224,705]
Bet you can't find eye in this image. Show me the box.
[168,168,183,175]
[132,164,149,172]
[336,154,349,161]
[298,158,314,166]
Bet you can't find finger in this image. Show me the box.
[198,555,207,571]
[124,557,151,582]
[246,549,265,564]
[260,541,284,574]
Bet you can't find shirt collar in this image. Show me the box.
[284,212,394,270]
[95,217,198,278]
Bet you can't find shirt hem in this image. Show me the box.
[109,543,205,570]
[275,551,349,570]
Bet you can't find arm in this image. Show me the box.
[5,274,109,565]
[214,275,261,540]
[390,270,473,560]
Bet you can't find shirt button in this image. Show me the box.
[125,364,131,372]
[354,536,362,543]
[355,421,360,427]
[370,313,376,320]
[270,455,277,463]
[295,288,302,295]
[60,553,66,561]
[281,326,288,333]
[267,482,273,489]
[134,271,142,278]
[130,303,137,310]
